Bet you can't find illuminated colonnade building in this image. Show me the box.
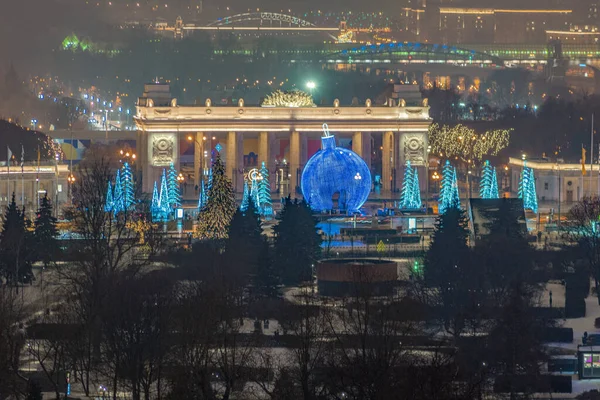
[134,84,432,197]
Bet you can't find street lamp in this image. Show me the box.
[432,171,440,193]
[306,81,316,96]
[119,149,136,163]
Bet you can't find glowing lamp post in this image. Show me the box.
[432,171,440,193]
[306,81,316,96]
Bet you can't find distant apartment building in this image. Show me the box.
[438,7,572,44]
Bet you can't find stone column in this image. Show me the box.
[382,131,394,192]
[394,133,402,192]
[194,132,204,188]
[227,132,244,191]
[290,131,301,196]
[258,131,270,167]
[352,132,364,157]
[353,132,372,174]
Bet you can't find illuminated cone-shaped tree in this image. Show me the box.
[196,153,236,240]
[250,177,259,209]
[112,169,125,214]
[490,167,500,199]
[519,166,538,213]
[258,162,273,218]
[151,181,161,221]
[240,179,250,212]
[104,180,113,212]
[412,166,422,208]
[158,168,170,219]
[400,161,417,209]
[198,181,207,210]
[479,160,494,199]
[439,161,460,214]
[167,162,181,209]
[121,162,135,210]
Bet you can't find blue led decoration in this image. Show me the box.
[240,179,250,211]
[479,160,495,199]
[300,123,372,213]
[518,166,538,213]
[258,162,273,218]
[151,181,160,219]
[104,180,113,212]
[438,160,460,214]
[399,161,421,209]
[122,162,135,210]
[490,168,499,199]
[112,169,125,214]
[215,143,223,153]
[167,163,181,208]
[198,181,207,210]
[412,166,421,208]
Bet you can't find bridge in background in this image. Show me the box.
[154,13,339,37]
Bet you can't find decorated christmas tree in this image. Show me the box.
[490,167,499,199]
[439,161,460,214]
[151,181,160,220]
[121,162,135,210]
[240,179,250,212]
[257,162,273,218]
[104,180,113,212]
[479,160,494,199]
[167,162,181,208]
[196,153,236,240]
[400,161,416,209]
[158,168,170,219]
[411,166,421,208]
[519,166,538,213]
[112,169,124,213]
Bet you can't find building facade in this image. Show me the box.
[134,85,432,197]
[509,157,600,205]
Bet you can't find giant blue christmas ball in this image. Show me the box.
[301,132,371,213]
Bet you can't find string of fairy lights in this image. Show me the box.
[429,123,511,165]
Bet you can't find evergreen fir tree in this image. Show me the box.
[490,167,500,199]
[121,161,135,210]
[151,181,160,221]
[104,180,113,212]
[225,200,264,279]
[412,166,422,208]
[400,161,416,209]
[424,206,479,337]
[33,195,59,268]
[113,169,124,213]
[254,239,279,298]
[167,162,181,208]
[273,197,322,285]
[196,153,236,240]
[439,161,460,214]
[241,179,250,212]
[257,162,273,218]
[158,169,170,219]
[0,194,31,285]
[480,160,493,199]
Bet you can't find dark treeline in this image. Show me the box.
[0,147,596,399]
